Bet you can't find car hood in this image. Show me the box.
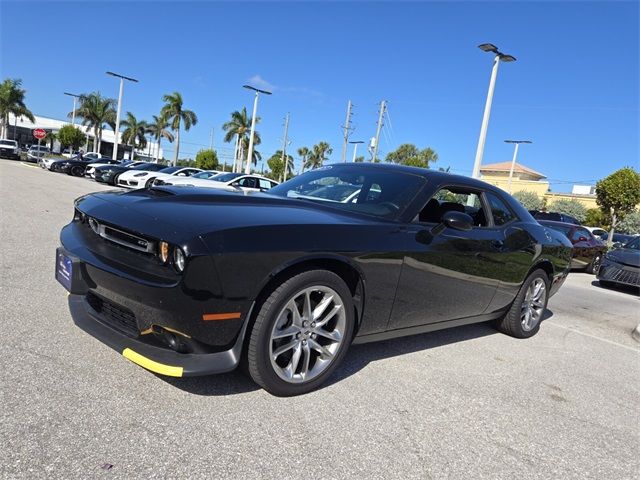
[606,248,640,268]
[75,186,374,241]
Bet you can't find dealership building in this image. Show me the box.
[5,113,163,161]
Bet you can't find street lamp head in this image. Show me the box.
[349,140,364,144]
[504,140,532,144]
[499,54,517,62]
[478,43,498,53]
[64,92,80,98]
[243,85,272,95]
[106,71,139,83]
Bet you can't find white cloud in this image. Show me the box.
[246,74,324,99]
[247,75,276,92]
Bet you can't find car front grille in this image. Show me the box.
[86,217,156,254]
[600,265,640,286]
[86,292,139,337]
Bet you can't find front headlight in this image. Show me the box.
[173,247,185,272]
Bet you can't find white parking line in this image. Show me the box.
[546,321,640,353]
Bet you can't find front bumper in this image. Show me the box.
[68,294,245,377]
[0,149,19,159]
[118,177,141,188]
[597,259,639,287]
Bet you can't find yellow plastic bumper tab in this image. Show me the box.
[122,348,183,377]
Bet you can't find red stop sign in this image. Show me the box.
[33,128,46,140]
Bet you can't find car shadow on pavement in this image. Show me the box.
[590,280,640,296]
[162,320,503,396]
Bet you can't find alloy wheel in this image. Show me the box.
[520,278,546,332]
[269,286,346,384]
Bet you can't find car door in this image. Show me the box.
[388,185,502,329]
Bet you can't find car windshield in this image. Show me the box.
[267,165,426,220]
[0,140,17,146]
[131,163,163,171]
[541,223,573,237]
[158,166,181,174]
[191,171,217,179]
[211,172,242,182]
[623,237,639,250]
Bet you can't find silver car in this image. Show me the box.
[27,145,51,162]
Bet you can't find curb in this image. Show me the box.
[632,324,640,343]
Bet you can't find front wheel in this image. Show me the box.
[70,166,84,176]
[145,177,156,188]
[247,270,355,396]
[494,269,549,339]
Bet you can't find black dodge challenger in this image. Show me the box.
[56,163,572,396]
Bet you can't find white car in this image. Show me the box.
[585,226,609,241]
[27,145,50,162]
[0,139,20,160]
[153,169,220,186]
[163,172,279,193]
[117,166,202,189]
[84,159,132,178]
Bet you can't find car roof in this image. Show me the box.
[538,220,579,228]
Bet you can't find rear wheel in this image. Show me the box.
[70,166,84,176]
[586,253,602,275]
[494,269,549,339]
[111,173,122,186]
[247,270,354,396]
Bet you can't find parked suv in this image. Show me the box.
[27,145,51,162]
[530,210,581,225]
[0,139,20,160]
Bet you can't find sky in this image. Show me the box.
[1,0,638,192]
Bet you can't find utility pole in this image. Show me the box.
[106,71,138,160]
[341,100,353,162]
[372,100,386,162]
[209,127,214,150]
[504,140,532,193]
[280,112,290,182]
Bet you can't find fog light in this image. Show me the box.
[159,241,170,263]
[174,247,185,272]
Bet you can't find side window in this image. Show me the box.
[418,187,488,227]
[485,192,515,226]
[259,179,272,190]
[571,228,589,242]
[239,177,258,188]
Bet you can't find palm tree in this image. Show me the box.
[71,92,116,153]
[120,112,148,160]
[305,142,333,170]
[147,115,174,162]
[297,146,310,175]
[161,92,197,166]
[0,78,35,139]
[222,107,260,172]
[240,135,261,168]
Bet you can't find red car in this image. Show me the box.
[539,220,607,274]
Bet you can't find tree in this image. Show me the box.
[596,167,640,245]
[616,210,640,234]
[0,78,35,139]
[195,149,219,170]
[385,143,438,168]
[147,115,174,162]
[57,125,87,151]
[161,92,198,166]
[297,146,310,174]
[354,155,365,163]
[305,142,332,169]
[512,190,544,211]
[72,92,116,153]
[584,208,610,229]
[120,112,148,159]
[222,107,260,172]
[240,135,261,168]
[548,198,587,223]
[267,150,294,181]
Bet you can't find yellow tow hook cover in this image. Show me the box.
[122,348,183,377]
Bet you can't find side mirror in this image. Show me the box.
[431,211,473,236]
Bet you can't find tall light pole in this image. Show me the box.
[372,100,386,162]
[243,85,272,174]
[349,140,364,162]
[280,112,290,182]
[106,71,138,159]
[504,139,532,193]
[64,92,80,126]
[471,43,516,179]
[341,100,353,162]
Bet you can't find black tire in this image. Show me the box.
[247,270,355,396]
[586,253,602,275]
[494,269,550,339]
[598,280,614,288]
[145,177,155,188]
[111,173,121,186]
[70,166,84,177]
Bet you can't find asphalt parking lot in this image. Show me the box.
[1,159,638,480]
